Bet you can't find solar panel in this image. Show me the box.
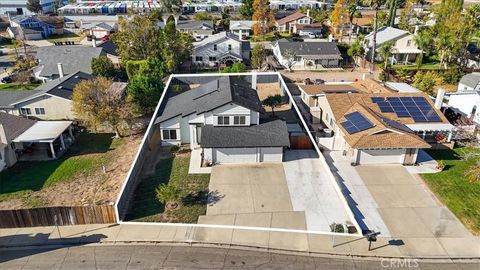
[380,116,412,133]
[371,97,385,103]
[341,112,375,134]
[373,95,443,123]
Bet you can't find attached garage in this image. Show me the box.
[357,149,406,165]
[206,147,284,164]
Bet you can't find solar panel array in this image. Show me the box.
[371,96,442,122]
[379,116,412,133]
[341,112,375,134]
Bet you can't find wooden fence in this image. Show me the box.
[290,135,313,149]
[0,205,116,228]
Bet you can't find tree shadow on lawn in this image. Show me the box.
[0,133,116,198]
[183,190,225,207]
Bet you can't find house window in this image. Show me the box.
[195,56,203,61]
[213,44,217,51]
[406,40,412,47]
[228,44,232,51]
[325,113,329,122]
[209,56,217,61]
[217,116,230,125]
[162,129,178,140]
[20,108,31,115]
[35,108,45,115]
[294,56,302,61]
[233,116,246,125]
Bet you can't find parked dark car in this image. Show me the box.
[314,79,325,85]
[303,78,313,85]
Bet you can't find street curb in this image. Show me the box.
[1,240,479,263]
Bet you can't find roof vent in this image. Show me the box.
[58,86,63,89]
[75,75,79,79]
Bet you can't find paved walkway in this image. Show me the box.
[283,150,352,232]
[188,148,211,174]
[0,223,479,259]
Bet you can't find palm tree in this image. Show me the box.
[347,40,365,71]
[436,32,454,69]
[379,41,394,69]
[347,1,361,44]
[413,30,431,69]
[367,0,387,72]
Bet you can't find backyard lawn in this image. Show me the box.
[0,133,124,208]
[126,154,210,223]
[0,83,40,90]
[421,147,480,235]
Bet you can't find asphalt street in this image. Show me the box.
[0,244,477,270]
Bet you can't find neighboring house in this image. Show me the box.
[7,26,43,40]
[0,0,68,15]
[8,15,64,39]
[364,26,421,64]
[35,46,104,81]
[229,20,256,39]
[446,73,480,124]
[0,71,94,120]
[350,17,372,35]
[191,32,251,68]
[177,20,214,41]
[275,11,312,33]
[314,92,454,165]
[98,40,120,65]
[272,39,343,70]
[0,112,74,171]
[463,43,480,69]
[154,76,290,164]
[299,84,362,108]
[295,23,322,37]
[81,22,116,38]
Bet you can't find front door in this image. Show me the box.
[196,125,202,144]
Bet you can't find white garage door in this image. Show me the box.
[358,149,405,165]
[214,148,257,164]
[260,147,283,162]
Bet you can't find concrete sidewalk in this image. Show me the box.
[1,223,479,259]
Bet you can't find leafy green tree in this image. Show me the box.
[111,14,162,61]
[160,17,193,73]
[443,65,464,84]
[193,12,213,21]
[26,0,42,14]
[251,44,266,69]
[156,183,181,209]
[387,0,397,27]
[221,62,247,73]
[91,56,115,78]
[347,40,364,70]
[240,0,254,18]
[72,77,134,138]
[262,94,283,116]
[413,71,438,95]
[159,0,182,14]
[414,29,432,69]
[127,58,166,113]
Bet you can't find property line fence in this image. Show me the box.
[0,205,116,228]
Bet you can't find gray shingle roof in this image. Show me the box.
[0,112,36,142]
[33,71,95,100]
[98,40,118,56]
[0,90,44,109]
[364,26,410,47]
[276,40,342,60]
[459,73,480,90]
[155,76,263,124]
[200,120,290,148]
[177,20,214,30]
[36,46,104,78]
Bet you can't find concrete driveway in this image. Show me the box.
[356,166,472,239]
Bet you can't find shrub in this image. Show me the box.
[156,183,181,208]
[413,71,438,95]
[378,70,387,81]
[170,145,180,152]
[443,65,464,84]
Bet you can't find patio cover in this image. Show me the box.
[405,123,454,132]
[13,121,72,143]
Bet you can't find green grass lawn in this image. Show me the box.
[0,38,15,49]
[126,155,210,223]
[391,63,442,70]
[421,147,480,235]
[0,83,40,90]
[249,32,294,42]
[47,32,85,43]
[0,133,122,208]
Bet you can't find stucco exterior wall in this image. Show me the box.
[15,94,73,120]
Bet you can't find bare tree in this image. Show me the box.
[283,49,297,72]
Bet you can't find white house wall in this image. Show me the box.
[193,39,242,67]
[448,93,480,123]
[15,95,73,120]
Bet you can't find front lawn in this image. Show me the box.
[0,133,121,207]
[249,32,295,42]
[391,63,442,70]
[126,154,210,223]
[0,83,40,90]
[47,32,85,43]
[421,147,480,235]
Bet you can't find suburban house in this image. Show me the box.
[275,11,312,33]
[8,15,64,40]
[7,27,44,41]
[229,20,256,39]
[0,0,67,15]
[177,20,215,41]
[0,112,74,172]
[81,22,116,39]
[295,23,323,37]
[272,39,343,70]
[98,40,120,65]
[364,26,421,64]
[35,46,104,81]
[191,32,251,68]
[0,71,94,120]
[314,91,454,165]
[446,73,480,124]
[154,76,290,164]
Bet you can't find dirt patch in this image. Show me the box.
[256,83,282,101]
[0,135,143,209]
